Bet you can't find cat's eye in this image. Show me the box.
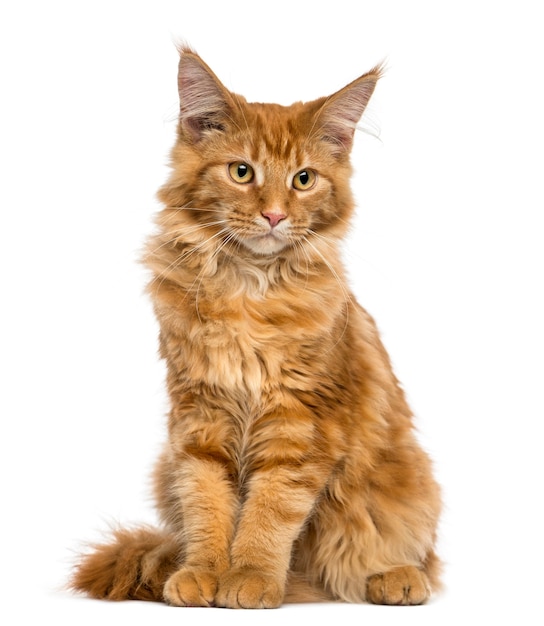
[292,169,317,191]
[228,162,255,184]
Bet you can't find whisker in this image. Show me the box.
[292,239,311,294]
[306,229,340,251]
[150,225,231,296]
[147,220,229,259]
[192,229,237,320]
[301,235,352,352]
[155,203,220,230]
[307,239,351,304]
[169,205,219,213]
[155,217,228,244]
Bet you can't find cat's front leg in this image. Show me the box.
[161,427,239,607]
[216,464,326,608]
[216,407,330,609]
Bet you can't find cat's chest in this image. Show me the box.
[179,281,331,396]
[159,264,340,397]
[188,293,288,394]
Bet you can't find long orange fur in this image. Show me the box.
[71,46,441,608]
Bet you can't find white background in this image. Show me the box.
[1,1,542,624]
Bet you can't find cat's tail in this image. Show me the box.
[70,525,180,602]
[70,525,332,604]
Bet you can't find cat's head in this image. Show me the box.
[158,46,381,259]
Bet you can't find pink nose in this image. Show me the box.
[262,211,287,228]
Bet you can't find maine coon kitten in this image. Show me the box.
[71,46,442,608]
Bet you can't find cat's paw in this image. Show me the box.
[163,567,218,607]
[216,568,284,609]
[366,566,430,605]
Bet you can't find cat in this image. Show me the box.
[71,45,442,608]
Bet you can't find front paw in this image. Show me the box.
[216,568,284,609]
[163,567,218,607]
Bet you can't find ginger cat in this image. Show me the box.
[71,46,441,608]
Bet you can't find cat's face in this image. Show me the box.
[179,102,357,257]
[159,49,381,260]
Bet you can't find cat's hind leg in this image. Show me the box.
[296,475,441,605]
[365,565,430,605]
[365,546,442,604]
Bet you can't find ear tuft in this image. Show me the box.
[177,47,233,142]
[317,64,384,153]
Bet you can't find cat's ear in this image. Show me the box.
[316,65,383,153]
[177,46,235,142]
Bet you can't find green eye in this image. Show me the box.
[292,169,317,191]
[228,162,254,184]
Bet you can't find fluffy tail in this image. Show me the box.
[70,526,180,601]
[70,525,332,604]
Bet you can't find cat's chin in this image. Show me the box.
[239,234,291,257]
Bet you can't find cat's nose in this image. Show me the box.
[261,211,287,228]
